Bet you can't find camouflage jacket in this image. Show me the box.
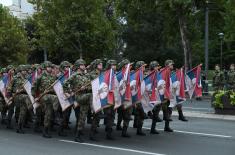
[63,72,91,95]
[212,71,225,87]
[31,71,56,97]
[7,73,27,96]
[227,70,235,85]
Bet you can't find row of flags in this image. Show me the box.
[0,64,202,113]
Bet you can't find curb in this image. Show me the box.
[170,111,235,121]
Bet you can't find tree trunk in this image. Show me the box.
[178,12,192,71]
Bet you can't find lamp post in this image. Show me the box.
[218,32,224,68]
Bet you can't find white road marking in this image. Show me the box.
[59,139,166,155]
[142,127,232,138]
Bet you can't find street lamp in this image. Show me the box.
[218,32,224,68]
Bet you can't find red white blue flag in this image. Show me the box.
[157,67,171,101]
[130,66,144,104]
[92,68,115,113]
[185,65,202,99]
[169,68,186,107]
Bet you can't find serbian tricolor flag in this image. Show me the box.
[185,64,202,99]
[92,68,115,113]
[169,68,186,107]
[53,69,73,111]
[157,67,171,101]
[0,74,10,103]
[24,73,37,109]
[141,70,159,113]
[116,63,132,108]
[130,66,144,104]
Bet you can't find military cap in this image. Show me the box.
[60,61,71,70]
[165,59,174,66]
[149,61,159,70]
[135,61,146,69]
[105,59,117,69]
[74,59,86,70]
[118,59,130,70]
[41,61,53,69]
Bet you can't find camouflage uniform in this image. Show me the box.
[7,65,31,134]
[148,61,162,134]
[162,60,174,132]
[63,59,91,143]
[116,59,133,137]
[0,68,7,125]
[89,59,104,141]
[103,60,117,140]
[32,61,59,138]
[133,61,147,136]
[212,67,225,91]
[227,64,235,91]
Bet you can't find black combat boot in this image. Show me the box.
[16,123,25,134]
[43,127,52,138]
[133,117,137,128]
[34,122,42,133]
[89,130,99,141]
[75,130,84,143]
[164,121,173,132]
[136,124,146,136]
[58,125,67,137]
[178,110,188,122]
[122,126,131,138]
[116,118,123,131]
[150,120,159,134]
[106,128,115,140]
[6,120,13,129]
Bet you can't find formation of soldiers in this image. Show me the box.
[212,64,235,91]
[0,58,188,143]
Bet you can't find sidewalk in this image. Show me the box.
[170,110,235,121]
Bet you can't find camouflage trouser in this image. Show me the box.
[76,93,90,131]
[116,106,123,126]
[162,100,171,120]
[103,105,115,131]
[0,96,4,112]
[134,102,145,128]
[122,106,132,128]
[90,111,101,132]
[40,94,59,128]
[152,104,161,121]
[14,94,31,126]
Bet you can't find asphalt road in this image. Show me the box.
[182,99,214,113]
[0,115,234,155]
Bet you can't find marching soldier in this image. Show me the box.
[149,61,162,134]
[63,59,91,143]
[7,65,31,134]
[0,68,8,125]
[227,64,235,91]
[32,61,59,138]
[133,61,147,136]
[117,59,132,138]
[103,60,117,140]
[89,59,104,141]
[162,60,174,132]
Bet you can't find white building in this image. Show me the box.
[8,0,35,19]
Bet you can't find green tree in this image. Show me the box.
[28,0,120,64]
[0,4,29,66]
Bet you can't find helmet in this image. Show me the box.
[74,59,86,69]
[149,61,159,70]
[105,59,117,69]
[135,61,145,69]
[7,65,14,72]
[25,64,32,71]
[165,59,174,66]
[32,64,40,70]
[17,65,26,73]
[60,61,71,70]
[118,59,130,70]
[90,59,102,70]
[41,61,53,69]
[0,68,7,74]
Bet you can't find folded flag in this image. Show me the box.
[130,66,144,104]
[185,65,202,99]
[169,68,186,107]
[92,68,115,113]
